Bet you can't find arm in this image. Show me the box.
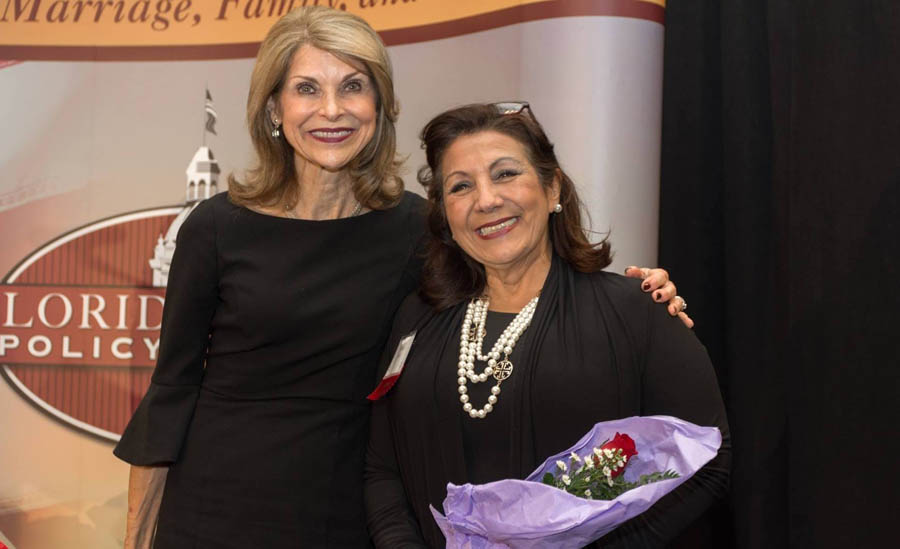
[624,266,694,328]
[115,200,219,464]
[364,398,429,548]
[124,465,167,549]
[115,200,220,543]
[602,299,731,548]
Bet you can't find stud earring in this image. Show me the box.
[553,203,562,213]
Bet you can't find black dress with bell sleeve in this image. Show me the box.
[115,191,426,548]
[365,256,731,548]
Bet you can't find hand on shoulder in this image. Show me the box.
[624,266,694,329]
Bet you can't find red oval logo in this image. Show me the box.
[1,207,187,441]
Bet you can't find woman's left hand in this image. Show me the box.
[624,266,694,329]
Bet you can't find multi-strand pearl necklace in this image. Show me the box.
[457,294,539,419]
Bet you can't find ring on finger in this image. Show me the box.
[675,295,687,312]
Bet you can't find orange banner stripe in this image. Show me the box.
[0,0,664,61]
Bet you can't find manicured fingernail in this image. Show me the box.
[642,282,650,291]
[625,266,637,273]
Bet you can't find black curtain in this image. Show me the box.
[659,2,899,548]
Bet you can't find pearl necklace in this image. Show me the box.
[457,294,539,419]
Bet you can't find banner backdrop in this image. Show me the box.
[0,1,664,546]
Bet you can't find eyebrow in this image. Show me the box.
[443,156,523,185]
[286,71,365,84]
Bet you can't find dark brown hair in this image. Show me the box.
[417,103,612,309]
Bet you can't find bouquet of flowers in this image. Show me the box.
[540,432,678,500]
[430,415,721,549]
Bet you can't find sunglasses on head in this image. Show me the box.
[493,101,536,121]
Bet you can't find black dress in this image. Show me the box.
[115,191,426,548]
[365,256,731,548]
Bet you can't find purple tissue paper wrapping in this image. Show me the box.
[430,415,721,549]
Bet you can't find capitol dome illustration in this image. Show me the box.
[149,145,220,287]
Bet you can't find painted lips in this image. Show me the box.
[476,217,518,238]
[309,128,355,143]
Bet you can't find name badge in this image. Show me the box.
[367,331,416,401]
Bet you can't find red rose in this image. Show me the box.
[596,432,638,477]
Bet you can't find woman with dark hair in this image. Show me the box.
[364,103,730,548]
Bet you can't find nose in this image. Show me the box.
[319,91,342,121]
[474,180,503,212]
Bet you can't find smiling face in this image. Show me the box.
[441,130,560,276]
[271,44,378,174]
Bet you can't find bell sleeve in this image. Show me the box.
[114,199,219,465]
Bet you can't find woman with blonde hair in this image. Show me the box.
[115,7,687,548]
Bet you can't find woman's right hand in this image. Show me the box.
[624,266,694,329]
[124,465,168,549]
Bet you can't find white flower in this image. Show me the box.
[584,489,592,497]
[603,448,614,459]
[617,460,624,468]
[593,447,603,457]
[603,466,611,477]
[561,474,571,486]
[556,460,568,472]
[570,452,582,463]
[584,456,594,469]
[607,478,614,486]
[622,454,628,463]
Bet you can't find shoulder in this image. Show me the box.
[179,192,238,236]
[196,191,234,214]
[585,270,698,351]
[177,195,214,239]
[400,190,427,209]
[575,269,659,342]
[370,191,426,226]
[383,191,426,221]
[583,270,647,309]
[395,191,427,223]
[380,191,427,245]
[182,192,233,225]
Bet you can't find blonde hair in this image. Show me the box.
[228,6,403,210]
